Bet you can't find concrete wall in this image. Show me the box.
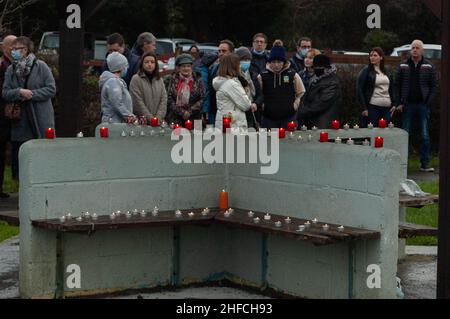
[19,126,403,298]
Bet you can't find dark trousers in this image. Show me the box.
[402,103,431,168]
[0,139,7,192]
[11,141,23,181]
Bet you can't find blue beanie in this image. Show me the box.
[268,46,287,63]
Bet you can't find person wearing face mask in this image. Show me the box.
[2,36,56,180]
[290,37,312,74]
[257,45,305,129]
[235,47,263,129]
[129,52,167,123]
[250,33,270,76]
[99,52,136,123]
[298,54,342,129]
[166,54,205,125]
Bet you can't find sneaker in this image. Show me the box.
[0,192,10,199]
[420,166,435,173]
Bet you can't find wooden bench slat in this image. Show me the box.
[398,222,438,238]
[399,194,439,208]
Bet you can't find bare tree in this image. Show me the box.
[0,0,39,34]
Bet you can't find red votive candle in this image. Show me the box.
[375,136,384,148]
[320,132,329,143]
[378,118,387,129]
[219,190,229,210]
[185,120,193,131]
[150,117,159,127]
[223,117,231,133]
[288,121,296,132]
[100,127,109,138]
[45,128,55,139]
[279,128,286,139]
[331,120,341,130]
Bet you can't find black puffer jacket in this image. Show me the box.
[357,65,396,111]
[298,66,342,129]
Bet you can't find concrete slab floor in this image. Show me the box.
[0,236,438,299]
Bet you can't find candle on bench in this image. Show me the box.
[279,128,286,139]
[45,128,55,139]
[288,121,296,132]
[375,136,384,148]
[150,117,159,127]
[320,132,328,143]
[219,190,229,210]
[331,120,340,130]
[185,120,193,131]
[378,118,387,129]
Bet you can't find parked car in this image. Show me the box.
[391,44,441,59]
[181,44,219,55]
[156,38,197,72]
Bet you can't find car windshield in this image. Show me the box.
[42,34,59,49]
[156,41,174,55]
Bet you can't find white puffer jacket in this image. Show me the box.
[213,76,251,130]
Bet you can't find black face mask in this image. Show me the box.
[314,68,325,77]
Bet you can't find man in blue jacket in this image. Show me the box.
[396,40,439,172]
[102,33,139,87]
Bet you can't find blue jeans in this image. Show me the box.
[262,115,297,130]
[368,104,392,127]
[402,103,431,168]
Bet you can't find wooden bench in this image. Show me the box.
[31,208,380,246]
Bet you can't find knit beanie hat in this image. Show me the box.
[268,45,287,63]
[235,47,252,60]
[175,54,194,66]
[107,52,129,73]
[313,54,331,68]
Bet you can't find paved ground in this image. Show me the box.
[408,170,439,183]
[0,236,438,299]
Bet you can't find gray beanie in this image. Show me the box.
[107,52,129,73]
[235,47,252,60]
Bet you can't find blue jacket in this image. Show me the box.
[99,71,133,123]
[196,53,219,114]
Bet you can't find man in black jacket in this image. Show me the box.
[298,54,342,129]
[395,40,438,172]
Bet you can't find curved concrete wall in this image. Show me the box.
[19,127,403,298]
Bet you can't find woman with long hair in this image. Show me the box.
[357,47,397,126]
[213,53,252,130]
[130,52,167,122]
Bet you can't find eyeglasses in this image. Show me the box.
[253,40,266,44]
[13,46,26,51]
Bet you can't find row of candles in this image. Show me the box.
[223,208,345,233]
[58,207,346,234]
[58,207,213,223]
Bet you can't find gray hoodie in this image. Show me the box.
[99,71,133,123]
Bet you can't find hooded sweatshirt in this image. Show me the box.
[257,62,305,120]
[99,71,133,123]
[213,76,252,130]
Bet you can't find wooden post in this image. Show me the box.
[438,0,450,299]
[57,0,84,137]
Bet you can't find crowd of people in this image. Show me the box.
[98,32,438,172]
[0,32,439,197]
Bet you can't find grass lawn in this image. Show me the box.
[405,154,439,246]
[0,166,19,243]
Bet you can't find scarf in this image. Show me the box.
[176,74,193,107]
[14,53,36,82]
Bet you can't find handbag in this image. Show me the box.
[4,102,22,120]
[4,60,37,121]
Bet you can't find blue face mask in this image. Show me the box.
[240,61,251,73]
[299,49,309,59]
[120,67,129,78]
[11,50,22,61]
